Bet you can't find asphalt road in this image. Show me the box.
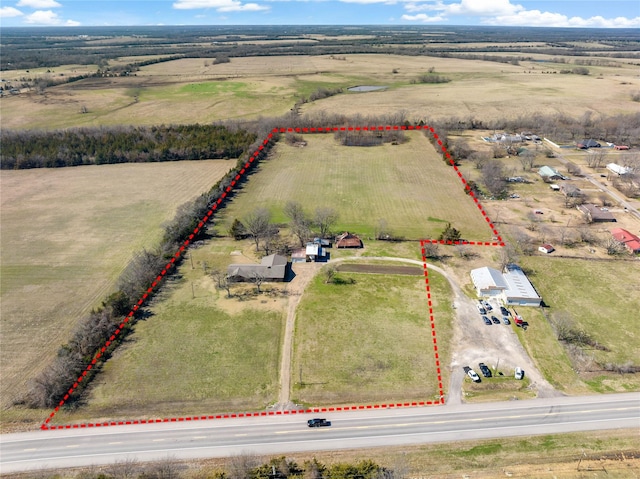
[2,393,638,473]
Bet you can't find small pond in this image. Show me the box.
[347,85,387,92]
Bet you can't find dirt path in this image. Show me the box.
[276,262,322,411]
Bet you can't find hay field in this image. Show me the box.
[4,53,637,131]
[0,160,233,417]
[218,131,491,240]
[292,269,453,406]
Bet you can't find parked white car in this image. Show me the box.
[515,367,524,380]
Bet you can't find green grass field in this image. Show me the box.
[520,257,640,392]
[292,268,453,406]
[219,132,492,241]
[0,161,234,424]
[55,303,284,423]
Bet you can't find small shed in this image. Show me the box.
[305,242,327,262]
[336,232,363,248]
[538,244,555,254]
[291,248,306,263]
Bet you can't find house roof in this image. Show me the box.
[470,267,508,291]
[538,166,566,179]
[227,254,288,280]
[306,243,320,256]
[577,204,616,222]
[502,264,541,302]
[611,228,640,253]
[607,163,631,175]
[578,139,600,147]
[336,232,362,248]
[540,244,555,252]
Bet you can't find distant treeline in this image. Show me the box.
[2,25,639,70]
[0,124,257,169]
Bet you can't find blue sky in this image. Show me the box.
[1,0,639,27]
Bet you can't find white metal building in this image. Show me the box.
[470,265,542,307]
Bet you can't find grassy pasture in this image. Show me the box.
[520,257,640,392]
[0,160,234,419]
[218,132,492,240]
[292,268,453,406]
[4,53,637,131]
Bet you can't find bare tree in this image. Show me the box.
[227,453,262,479]
[285,201,311,246]
[244,207,272,251]
[566,162,582,176]
[455,244,474,259]
[481,160,508,198]
[585,149,608,169]
[604,237,625,255]
[423,242,440,259]
[499,243,519,271]
[107,457,142,479]
[323,265,337,284]
[250,271,265,294]
[375,218,391,240]
[314,207,339,239]
[518,150,536,171]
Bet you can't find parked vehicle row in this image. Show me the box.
[478,301,513,326]
[463,364,525,381]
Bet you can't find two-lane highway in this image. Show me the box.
[2,393,639,473]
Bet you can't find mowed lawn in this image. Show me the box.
[220,132,490,240]
[292,268,454,406]
[520,257,640,392]
[0,161,234,417]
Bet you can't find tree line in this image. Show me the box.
[1,124,257,169]
[20,132,274,410]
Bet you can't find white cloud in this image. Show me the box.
[17,0,62,8]
[444,0,523,16]
[173,0,269,10]
[401,13,446,22]
[24,9,79,25]
[399,0,640,28]
[0,6,24,17]
[484,10,640,28]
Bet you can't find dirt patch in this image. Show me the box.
[336,263,424,275]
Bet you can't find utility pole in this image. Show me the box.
[495,357,500,375]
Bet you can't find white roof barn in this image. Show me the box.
[470,267,507,297]
[607,163,631,176]
[470,264,541,307]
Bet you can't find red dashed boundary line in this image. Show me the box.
[41,124,500,430]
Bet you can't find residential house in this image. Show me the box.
[227,254,288,282]
[577,204,616,223]
[611,228,640,254]
[538,166,567,181]
[577,139,601,149]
